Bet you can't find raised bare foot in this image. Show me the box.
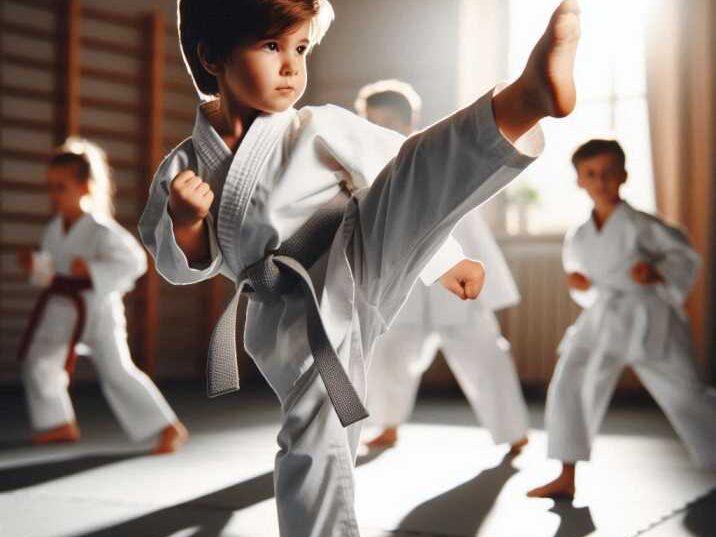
[527,465,576,499]
[152,421,189,455]
[493,1,580,141]
[364,427,398,449]
[31,421,81,445]
[508,436,529,455]
[522,0,581,118]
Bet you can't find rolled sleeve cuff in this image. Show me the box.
[159,205,223,283]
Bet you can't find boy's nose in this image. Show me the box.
[280,65,298,77]
[280,57,299,77]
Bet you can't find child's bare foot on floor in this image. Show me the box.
[32,421,81,445]
[527,465,576,499]
[152,421,189,455]
[494,0,580,140]
[365,427,398,449]
[509,436,529,455]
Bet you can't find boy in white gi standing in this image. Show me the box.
[17,138,188,454]
[528,139,716,499]
[355,80,529,454]
[140,0,580,534]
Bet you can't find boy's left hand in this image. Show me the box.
[71,258,90,278]
[439,259,485,300]
[631,261,663,285]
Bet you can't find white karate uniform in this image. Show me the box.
[139,89,543,537]
[22,213,177,441]
[367,209,529,445]
[546,201,716,467]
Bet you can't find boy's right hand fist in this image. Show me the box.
[168,170,214,227]
[566,272,591,291]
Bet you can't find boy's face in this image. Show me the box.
[47,165,89,217]
[215,21,311,113]
[364,105,412,136]
[575,153,627,206]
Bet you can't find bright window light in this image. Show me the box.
[507,0,656,234]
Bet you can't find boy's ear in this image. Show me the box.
[197,43,222,76]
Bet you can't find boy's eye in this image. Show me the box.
[296,45,308,55]
[264,42,279,52]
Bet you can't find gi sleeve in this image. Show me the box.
[86,223,147,296]
[28,222,56,287]
[562,226,598,309]
[138,143,223,285]
[640,216,701,306]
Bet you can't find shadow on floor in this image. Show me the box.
[0,453,143,492]
[683,488,716,537]
[71,448,383,537]
[78,471,275,537]
[395,453,516,536]
[550,500,596,537]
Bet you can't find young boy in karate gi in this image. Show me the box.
[139,0,580,534]
[17,138,187,454]
[355,80,530,454]
[528,139,716,500]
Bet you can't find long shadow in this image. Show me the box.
[74,448,383,537]
[550,500,595,537]
[0,453,142,492]
[78,471,276,537]
[683,488,716,537]
[396,453,517,536]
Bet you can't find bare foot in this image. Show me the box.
[364,427,398,449]
[32,422,81,445]
[523,0,581,118]
[527,464,576,499]
[493,0,581,140]
[508,436,529,455]
[152,421,189,455]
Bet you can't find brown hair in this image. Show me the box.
[178,0,334,97]
[571,139,626,170]
[354,79,422,126]
[49,151,91,185]
[50,138,115,216]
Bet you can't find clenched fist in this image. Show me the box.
[168,170,214,228]
[631,261,662,285]
[71,258,90,278]
[566,272,591,291]
[440,259,486,300]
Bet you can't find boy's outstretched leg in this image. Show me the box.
[527,463,576,499]
[493,0,580,142]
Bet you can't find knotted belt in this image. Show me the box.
[207,186,369,427]
[17,275,93,375]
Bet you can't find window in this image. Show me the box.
[505,0,655,234]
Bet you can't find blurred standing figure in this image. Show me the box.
[16,138,188,454]
[356,80,530,453]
